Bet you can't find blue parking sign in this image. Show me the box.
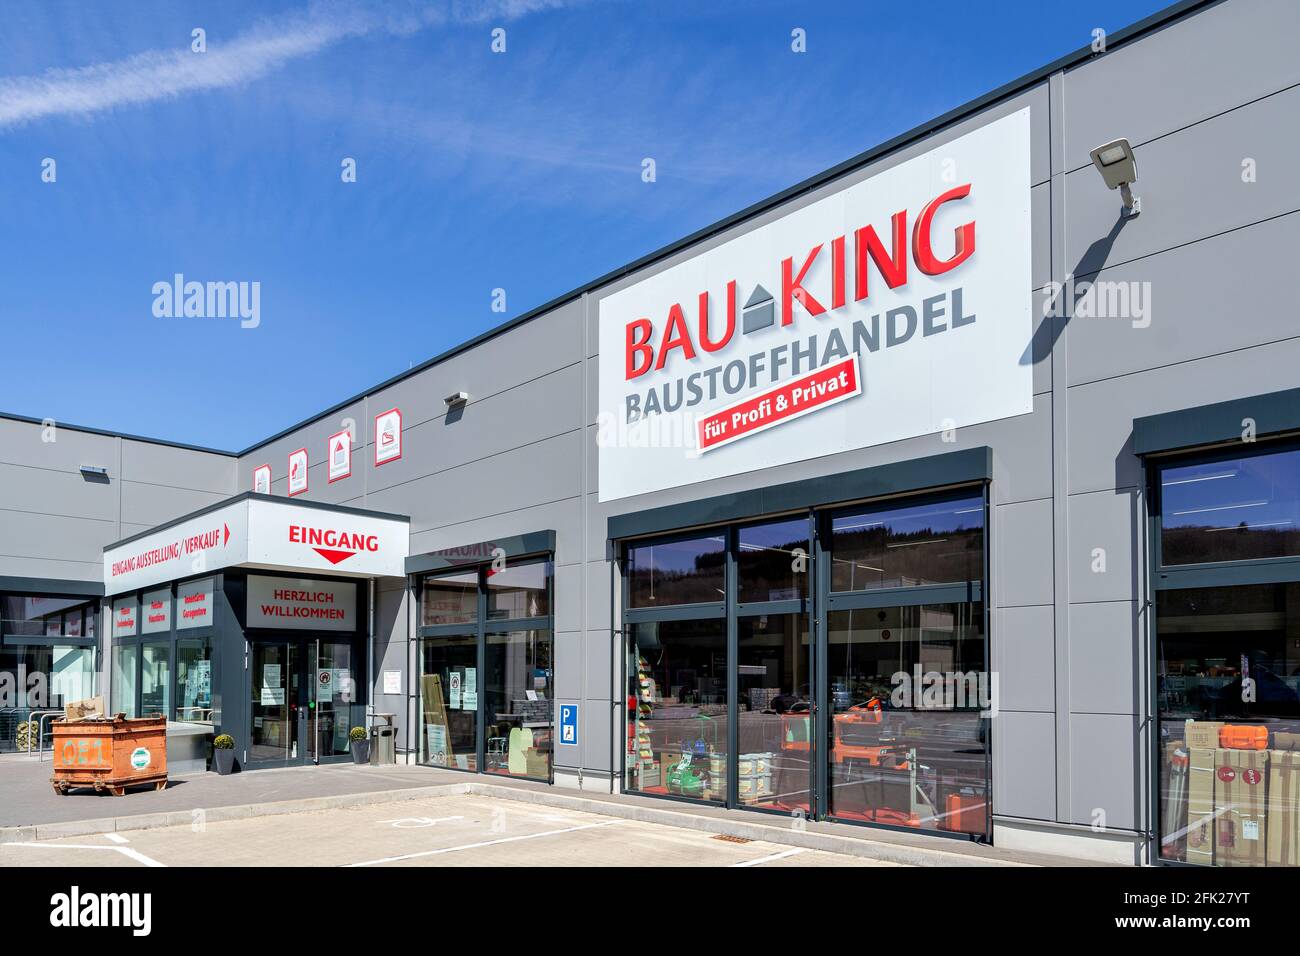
[559,704,579,746]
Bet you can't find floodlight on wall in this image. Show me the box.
[1089,138,1141,216]
[79,465,109,480]
[444,391,469,407]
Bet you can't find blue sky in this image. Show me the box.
[0,0,1168,451]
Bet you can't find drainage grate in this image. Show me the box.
[711,834,752,844]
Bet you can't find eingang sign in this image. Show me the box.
[103,496,409,594]
[596,108,1033,501]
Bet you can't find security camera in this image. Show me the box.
[1089,138,1140,216]
[443,391,469,407]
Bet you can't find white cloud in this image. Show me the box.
[0,0,576,128]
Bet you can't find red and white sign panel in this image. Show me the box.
[374,408,402,466]
[112,597,137,637]
[253,464,271,495]
[141,587,172,634]
[596,108,1033,501]
[327,429,352,483]
[177,578,214,629]
[246,575,357,632]
[104,497,407,594]
[105,499,247,595]
[287,447,308,497]
[697,355,861,453]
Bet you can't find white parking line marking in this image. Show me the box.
[346,819,625,867]
[377,815,464,828]
[732,848,806,867]
[9,842,166,868]
[104,833,129,844]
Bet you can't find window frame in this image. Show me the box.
[1146,436,1300,867]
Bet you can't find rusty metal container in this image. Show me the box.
[50,714,168,796]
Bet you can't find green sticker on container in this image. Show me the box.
[130,746,151,770]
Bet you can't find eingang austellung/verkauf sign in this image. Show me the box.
[596,108,1034,502]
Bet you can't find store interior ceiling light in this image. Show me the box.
[1089,137,1141,215]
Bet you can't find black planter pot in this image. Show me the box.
[350,739,370,765]
[213,748,236,775]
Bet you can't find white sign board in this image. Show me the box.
[112,596,137,637]
[141,587,171,634]
[374,408,402,465]
[287,447,309,497]
[383,670,402,694]
[252,464,271,494]
[104,496,409,594]
[327,429,352,483]
[247,575,357,631]
[596,108,1033,501]
[176,577,214,629]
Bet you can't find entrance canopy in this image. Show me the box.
[103,492,409,596]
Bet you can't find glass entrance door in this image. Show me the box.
[249,641,307,765]
[313,638,360,760]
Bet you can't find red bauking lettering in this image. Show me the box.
[624,184,975,380]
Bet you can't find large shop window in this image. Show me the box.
[1155,443,1300,868]
[417,559,554,782]
[623,495,989,838]
[1,593,99,750]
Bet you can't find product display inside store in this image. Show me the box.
[1155,447,1300,867]
[623,496,990,837]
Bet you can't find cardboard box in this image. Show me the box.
[1267,750,1300,867]
[1185,720,1226,751]
[1214,748,1268,867]
[1185,748,1217,866]
[1272,732,1300,752]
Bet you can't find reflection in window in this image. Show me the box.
[421,571,478,626]
[484,629,553,780]
[141,642,171,718]
[831,496,984,592]
[737,614,812,811]
[627,534,726,607]
[1157,583,1300,867]
[826,603,988,836]
[175,640,213,722]
[1160,449,1300,566]
[111,644,138,718]
[738,519,809,603]
[487,561,551,620]
[627,620,727,801]
[419,635,478,771]
[1,595,98,639]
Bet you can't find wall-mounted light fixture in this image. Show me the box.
[79,465,109,479]
[444,391,469,407]
[1089,138,1140,216]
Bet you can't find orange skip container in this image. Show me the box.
[50,714,168,796]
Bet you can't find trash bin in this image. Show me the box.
[370,713,396,765]
[50,714,168,796]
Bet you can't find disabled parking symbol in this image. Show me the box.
[559,704,578,746]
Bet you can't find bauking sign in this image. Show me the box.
[597,109,1033,501]
[104,495,409,594]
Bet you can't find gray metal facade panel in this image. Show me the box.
[1059,0,1298,172]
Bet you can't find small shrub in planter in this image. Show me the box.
[349,726,370,765]
[212,733,237,775]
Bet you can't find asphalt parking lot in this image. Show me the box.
[0,794,895,868]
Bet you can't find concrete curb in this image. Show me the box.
[2,780,1039,866]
